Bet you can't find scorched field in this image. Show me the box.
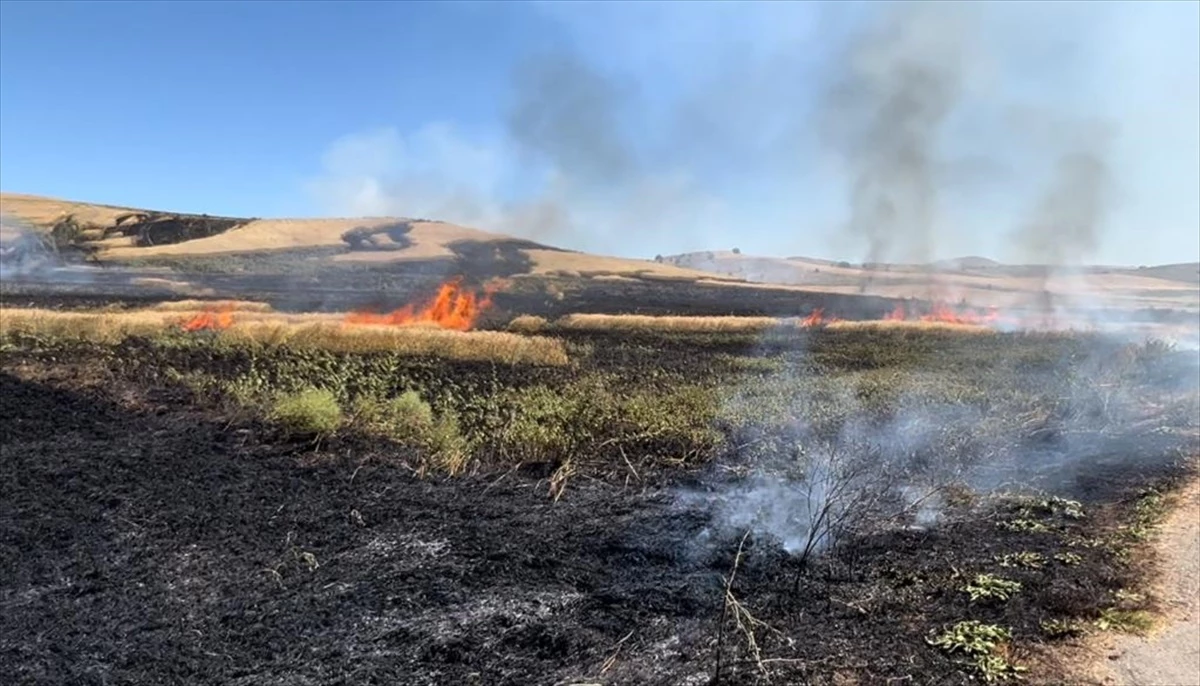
[1,282,1198,686]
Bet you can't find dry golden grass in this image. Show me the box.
[0,192,138,227]
[223,321,569,365]
[555,313,783,333]
[0,192,748,284]
[1,308,172,343]
[507,315,549,334]
[150,299,274,313]
[0,307,570,366]
[105,218,515,260]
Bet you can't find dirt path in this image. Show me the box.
[1093,480,1200,686]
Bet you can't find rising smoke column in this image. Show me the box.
[1008,121,1116,325]
[817,2,974,292]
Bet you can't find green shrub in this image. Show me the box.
[353,390,435,440]
[995,551,1046,569]
[427,408,470,476]
[963,574,1023,603]
[351,391,470,475]
[927,621,1011,657]
[499,384,584,462]
[928,621,1026,682]
[1054,552,1083,566]
[271,388,342,436]
[973,654,1028,683]
[1040,618,1089,638]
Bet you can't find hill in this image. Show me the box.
[0,192,733,284]
[663,250,1200,313]
[3,193,1196,319]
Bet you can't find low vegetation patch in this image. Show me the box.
[554,313,783,333]
[350,391,470,475]
[270,388,342,437]
[1095,607,1156,635]
[963,573,1023,604]
[928,621,1027,682]
[995,551,1046,569]
[1040,618,1090,638]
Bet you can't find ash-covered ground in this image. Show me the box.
[2,318,1197,685]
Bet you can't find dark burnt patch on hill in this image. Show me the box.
[48,211,255,255]
[448,238,565,280]
[340,220,421,252]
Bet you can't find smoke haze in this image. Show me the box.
[306,1,1199,267]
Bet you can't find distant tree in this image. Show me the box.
[732,247,741,254]
[654,254,664,263]
[836,261,851,269]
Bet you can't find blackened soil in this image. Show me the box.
[0,368,1182,686]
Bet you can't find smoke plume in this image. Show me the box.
[307,2,1196,267]
[1010,124,1115,267]
[816,2,973,278]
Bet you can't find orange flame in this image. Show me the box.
[799,308,843,328]
[918,302,999,326]
[345,278,498,331]
[180,307,234,332]
[880,301,1000,326]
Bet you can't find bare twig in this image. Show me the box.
[715,530,783,683]
[619,446,640,488]
[600,629,635,675]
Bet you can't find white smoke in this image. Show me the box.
[305,2,1198,267]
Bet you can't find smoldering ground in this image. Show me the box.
[3,323,1198,685]
[683,328,1198,567]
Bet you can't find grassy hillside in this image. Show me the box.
[5,192,1196,317]
[0,192,734,284]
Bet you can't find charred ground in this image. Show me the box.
[1,319,1197,685]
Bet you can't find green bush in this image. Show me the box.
[352,391,470,475]
[427,408,470,475]
[271,388,343,436]
[353,390,434,439]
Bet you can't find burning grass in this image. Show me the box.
[344,277,498,331]
[0,307,570,366]
[826,319,997,333]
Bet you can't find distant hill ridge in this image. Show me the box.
[3,193,1195,310]
[0,192,738,283]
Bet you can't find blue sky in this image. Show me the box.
[2,1,1197,265]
